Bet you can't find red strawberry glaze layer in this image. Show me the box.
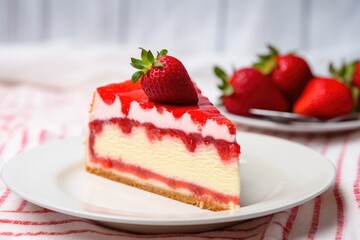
[96,80,236,135]
[89,118,240,163]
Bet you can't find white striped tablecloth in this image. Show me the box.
[0,85,359,240]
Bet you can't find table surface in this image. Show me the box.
[0,85,359,240]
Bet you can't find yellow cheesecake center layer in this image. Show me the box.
[92,124,240,196]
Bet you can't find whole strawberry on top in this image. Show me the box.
[293,77,353,119]
[131,48,198,105]
[253,45,313,105]
[215,66,289,116]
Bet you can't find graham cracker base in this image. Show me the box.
[85,165,234,211]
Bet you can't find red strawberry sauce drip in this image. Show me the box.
[96,81,236,135]
[88,122,239,205]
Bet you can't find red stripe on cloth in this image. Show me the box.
[0,230,125,238]
[1,208,53,213]
[303,134,314,145]
[39,130,47,144]
[272,221,286,229]
[258,209,294,239]
[0,114,15,131]
[320,136,331,154]
[20,129,28,151]
[281,206,299,240]
[0,114,18,154]
[307,196,322,240]
[225,219,271,232]
[0,188,11,207]
[279,135,313,238]
[333,136,349,240]
[0,219,268,238]
[0,218,97,226]
[354,155,360,208]
[307,136,332,239]
[259,215,274,240]
[15,200,28,212]
[0,229,257,239]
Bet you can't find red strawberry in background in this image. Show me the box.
[353,61,360,108]
[131,48,198,105]
[329,61,360,110]
[293,77,353,119]
[214,66,289,116]
[353,61,360,89]
[253,45,313,105]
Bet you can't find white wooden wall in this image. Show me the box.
[1,0,360,54]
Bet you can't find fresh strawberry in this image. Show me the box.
[353,61,360,89]
[293,77,353,119]
[130,48,198,105]
[253,45,313,105]
[215,66,289,116]
[329,61,360,110]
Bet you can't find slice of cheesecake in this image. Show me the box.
[85,48,240,211]
[85,80,240,211]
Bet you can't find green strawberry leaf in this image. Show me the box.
[147,50,155,63]
[329,61,359,110]
[214,66,234,96]
[131,58,146,67]
[267,44,279,55]
[329,63,338,77]
[253,60,277,75]
[329,62,354,87]
[140,48,151,64]
[352,87,359,111]
[344,64,355,83]
[130,62,145,70]
[214,66,228,82]
[157,49,168,59]
[130,48,169,83]
[131,71,143,83]
[253,44,278,75]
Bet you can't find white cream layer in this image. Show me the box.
[91,124,240,196]
[90,91,235,141]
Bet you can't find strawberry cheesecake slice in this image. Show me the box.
[85,49,240,211]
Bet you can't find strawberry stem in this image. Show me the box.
[214,66,234,96]
[253,44,278,75]
[329,62,354,87]
[267,44,279,55]
[329,62,359,111]
[130,48,168,83]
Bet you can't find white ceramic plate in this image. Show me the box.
[218,106,360,133]
[2,132,335,234]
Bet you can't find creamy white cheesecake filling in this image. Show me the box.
[90,124,240,196]
[90,92,235,141]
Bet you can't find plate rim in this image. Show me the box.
[2,132,336,226]
[218,106,360,133]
